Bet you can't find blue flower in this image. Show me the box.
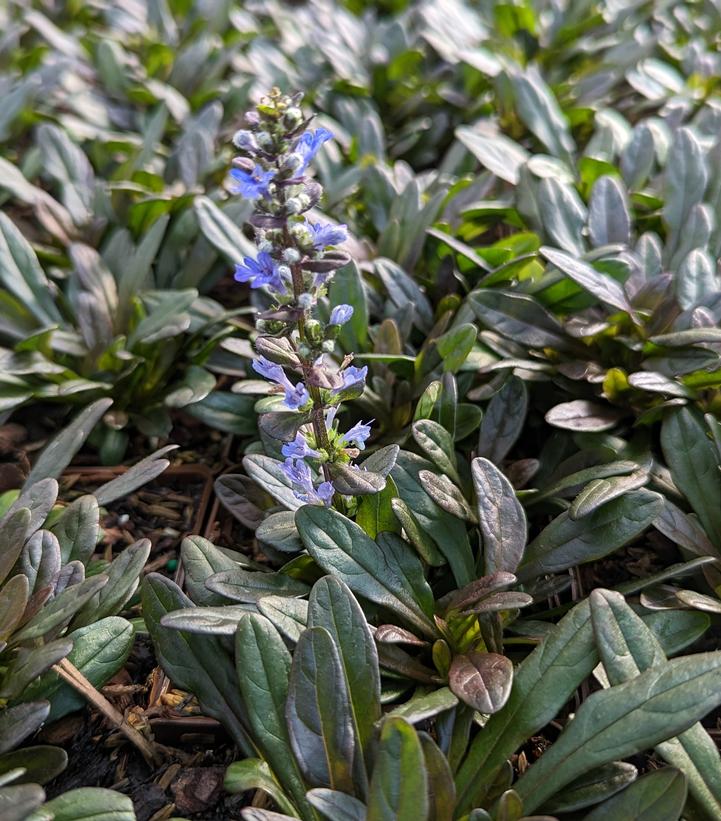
[294,128,333,173]
[280,457,334,506]
[229,164,275,199]
[332,365,368,394]
[235,252,285,293]
[316,482,335,505]
[283,382,310,411]
[339,420,373,450]
[329,304,354,326]
[309,221,348,249]
[282,432,322,460]
[252,356,310,410]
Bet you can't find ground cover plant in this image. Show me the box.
[4,0,721,819]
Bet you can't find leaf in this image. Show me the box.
[187,392,258,435]
[0,702,50,755]
[435,323,477,373]
[541,246,632,313]
[308,577,381,756]
[0,783,46,821]
[243,455,302,510]
[390,498,445,567]
[449,653,513,714]
[329,262,368,352]
[456,127,529,184]
[0,575,29,642]
[181,536,247,606]
[257,597,309,644]
[570,470,649,519]
[518,490,662,580]
[296,505,436,638]
[419,471,476,522]
[234,615,308,815]
[455,600,597,814]
[141,574,253,754]
[92,446,177,506]
[194,195,255,263]
[661,407,721,546]
[256,512,304,554]
[412,419,461,486]
[514,651,721,813]
[51,496,99,565]
[28,787,135,821]
[0,746,66,786]
[360,445,399,478]
[0,509,31,587]
[538,179,587,255]
[72,539,151,628]
[676,249,717,311]
[21,617,134,721]
[388,688,459,724]
[23,399,113,487]
[0,212,62,325]
[164,365,216,408]
[286,626,358,793]
[419,732,456,821]
[590,589,721,818]
[477,377,527,464]
[206,567,309,603]
[472,458,527,575]
[160,605,252,635]
[545,400,624,432]
[356,477,401,539]
[663,128,707,235]
[582,768,687,821]
[375,258,434,333]
[391,452,475,587]
[367,717,428,821]
[588,176,631,247]
[307,789,366,821]
[542,761,638,813]
[469,290,572,351]
[328,462,386,495]
[225,759,298,818]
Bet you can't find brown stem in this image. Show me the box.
[52,658,164,767]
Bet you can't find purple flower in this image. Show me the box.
[280,457,334,506]
[252,356,310,410]
[294,128,333,173]
[282,432,322,460]
[339,420,373,450]
[229,164,275,199]
[316,482,335,504]
[235,252,285,293]
[283,382,310,410]
[329,304,354,326]
[332,365,368,395]
[309,221,348,249]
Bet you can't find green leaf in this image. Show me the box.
[367,717,428,821]
[308,577,381,758]
[356,477,401,539]
[0,783,45,821]
[243,455,303,510]
[27,787,135,821]
[0,575,29,642]
[469,290,572,351]
[582,768,687,821]
[435,323,477,373]
[186,391,257,435]
[286,626,359,793]
[234,615,308,816]
[141,574,253,754]
[514,652,721,813]
[164,365,216,408]
[20,617,134,721]
[663,127,707,235]
[542,761,637,813]
[590,589,721,818]
[0,746,66,786]
[51,495,99,565]
[181,536,247,606]
[296,506,436,638]
[194,195,255,263]
[455,600,597,814]
[329,262,368,352]
[419,732,455,821]
[0,702,50,754]
[307,788,366,821]
[224,759,298,818]
[588,176,631,247]
[570,470,649,520]
[206,567,309,603]
[472,458,527,575]
[518,490,663,580]
[541,246,632,314]
[0,509,32,587]
[661,407,721,547]
[92,446,177,507]
[412,419,461,486]
[456,127,529,185]
[0,212,62,325]
[23,399,113,487]
[72,539,151,628]
[391,452,475,587]
[477,377,527,464]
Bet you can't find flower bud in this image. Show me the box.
[283,247,301,263]
[233,130,258,151]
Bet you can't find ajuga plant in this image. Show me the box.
[227,87,396,505]
[0,400,173,819]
